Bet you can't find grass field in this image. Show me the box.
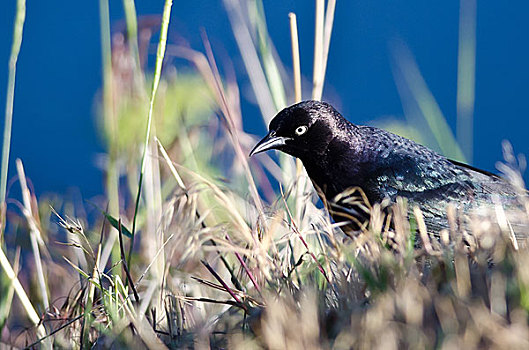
[2,0,529,348]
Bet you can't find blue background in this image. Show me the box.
[1,1,528,199]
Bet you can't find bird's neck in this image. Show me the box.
[301,135,367,200]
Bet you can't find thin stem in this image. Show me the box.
[129,0,173,265]
[1,0,26,231]
[16,159,49,309]
[289,13,302,103]
[456,0,476,162]
[122,0,144,93]
[98,0,120,268]
[320,0,336,92]
[311,0,325,100]
[289,12,307,223]
[0,247,47,339]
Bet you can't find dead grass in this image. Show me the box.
[2,1,529,349]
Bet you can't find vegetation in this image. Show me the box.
[1,0,529,348]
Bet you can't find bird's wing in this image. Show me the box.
[449,159,521,197]
[366,151,469,197]
[364,156,466,236]
[359,126,517,199]
[355,127,465,195]
[367,151,525,235]
[352,127,526,238]
[449,159,498,178]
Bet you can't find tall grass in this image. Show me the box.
[457,0,477,162]
[1,0,25,231]
[0,0,50,346]
[381,0,477,162]
[1,1,529,349]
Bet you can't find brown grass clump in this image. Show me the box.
[2,1,529,349]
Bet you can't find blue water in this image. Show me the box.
[1,1,528,199]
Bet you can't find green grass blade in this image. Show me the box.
[129,0,174,265]
[98,0,121,267]
[122,0,144,93]
[103,211,133,238]
[393,44,466,161]
[253,0,286,110]
[223,0,277,123]
[456,0,476,162]
[1,0,26,230]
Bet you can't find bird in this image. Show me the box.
[249,100,525,240]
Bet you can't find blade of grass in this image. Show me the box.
[1,0,26,236]
[226,0,297,188]
[320,0,336,90]
[0,247,47,340]
[289,13,302,103]
[118,219,139,302]
[16,159,50,310]
[413,206,437,256]
[23,314,84,350]
[253,0,287,110]
[81,223,103,348]
[201,260,246,311]
[79,203,106,349]
[312,0,336,101]
[102,211,133,238]
[0,247,19,333]
[225,233,262,295]
[190,276,259,304]
[63,256,91,280]
[135,233,174,288]
[456,0,476,162]
[289,12,310,225]
[98,0,120,271]
[0,1,49,345]
[122,0,145,94]
[312,0,325,100]
[143,141,165,307]
[223,0,276,122]
[129,0,174,265]
[392,44,466,161]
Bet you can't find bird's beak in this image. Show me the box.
[249,132,291,157]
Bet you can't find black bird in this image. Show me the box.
[250,100,523,237]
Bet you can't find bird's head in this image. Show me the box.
[249,100,348,160]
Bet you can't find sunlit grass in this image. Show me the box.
[1,0,529,349]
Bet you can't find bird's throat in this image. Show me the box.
[301,156,341,200]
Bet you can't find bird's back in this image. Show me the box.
[324,125,524,237]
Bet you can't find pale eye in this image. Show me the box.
[295,125,308,136]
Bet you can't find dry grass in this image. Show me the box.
[2,1,529,349]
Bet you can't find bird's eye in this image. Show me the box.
[294,125,308,136]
